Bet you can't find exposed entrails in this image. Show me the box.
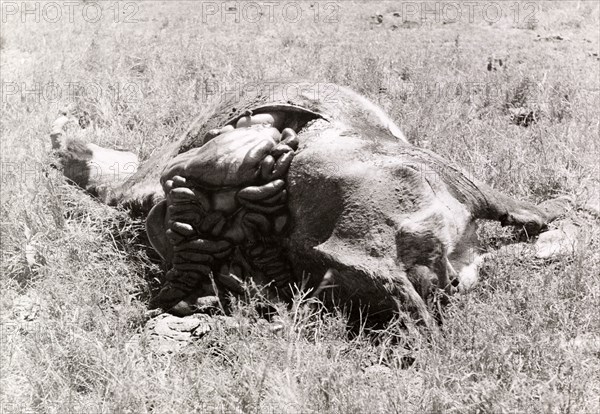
[151,118,300,312]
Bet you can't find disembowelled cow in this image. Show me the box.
[50,81,573,329]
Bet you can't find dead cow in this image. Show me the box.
[51,81,573,328]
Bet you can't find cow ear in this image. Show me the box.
[146,200,173,263]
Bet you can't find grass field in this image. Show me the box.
[1,1,599,412]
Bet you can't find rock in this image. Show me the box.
[534,222,580,259]
[146,313,214,354]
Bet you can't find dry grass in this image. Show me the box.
[1,1,599,413]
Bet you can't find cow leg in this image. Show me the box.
[473,180,572,236]
[49,112,180,215]
[49,112,141,203]
[433,155,572,236]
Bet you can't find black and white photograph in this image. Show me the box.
[1,1,599,412]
